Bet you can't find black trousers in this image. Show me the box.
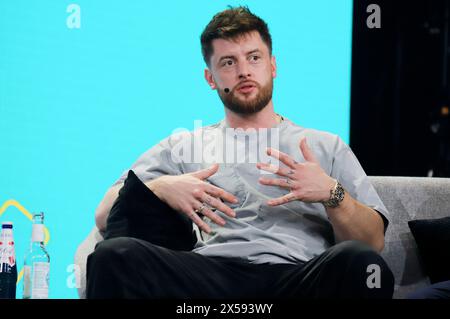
[407,280,450,299]
[86,171,394,299]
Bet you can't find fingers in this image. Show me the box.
[267,193,296,206]
[186,209,212,234]
[205,184,239,206]
[299,138,318,163]
[266,148,297,169]
[197,204,226,227]
[190,163,219,180]
[187,198,229,234]
[201,193,236,218]
[256,162,292,176]
[259,177,292,189]
[190,165,238,206]
[186,177,238,233]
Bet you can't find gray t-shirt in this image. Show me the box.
[114,118,389,265]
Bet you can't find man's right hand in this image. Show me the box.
[145,164,238,233]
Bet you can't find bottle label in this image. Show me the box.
[23,265,31,298]
[31,224,45,243]
[31,262,50,299]
[0,237,16,268]
[7,242,16,267]
[0,240,4,272]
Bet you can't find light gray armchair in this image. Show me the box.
[75,176,450,299]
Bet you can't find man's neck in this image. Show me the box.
[224,102,280,129]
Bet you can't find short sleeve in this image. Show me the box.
[329,136,390,233]
[113,135,184,187]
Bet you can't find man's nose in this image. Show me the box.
[237,61,252,79]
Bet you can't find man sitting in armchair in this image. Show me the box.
[86,6,394,299]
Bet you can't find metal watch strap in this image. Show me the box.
[323,180,345,208]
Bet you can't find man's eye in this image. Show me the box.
[251,55,261,61]
[223,60,233,66]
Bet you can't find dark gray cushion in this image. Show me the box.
[104,170,197,251]
[408,216,450,284]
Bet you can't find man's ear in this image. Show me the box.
[204,68,217,90]
[271,55,277,78]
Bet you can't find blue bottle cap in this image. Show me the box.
[1,222,13,229]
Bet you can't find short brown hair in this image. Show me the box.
[200,6,272,67]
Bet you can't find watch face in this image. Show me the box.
[324,182,345,208]
[336,183,345,201]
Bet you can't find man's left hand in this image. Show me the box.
[257,138,336,206]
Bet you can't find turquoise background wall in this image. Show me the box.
[0,0,352,298]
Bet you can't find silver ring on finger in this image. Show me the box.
[197,203,207,214]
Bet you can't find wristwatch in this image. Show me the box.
[323,180,345,208]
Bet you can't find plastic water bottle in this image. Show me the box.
[0,222,18,299]
[23,212,50,299]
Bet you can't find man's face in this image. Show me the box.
[205,31,277,114]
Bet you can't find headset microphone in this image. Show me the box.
[224,88,230,93]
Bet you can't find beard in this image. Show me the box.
[218,77,273,115]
